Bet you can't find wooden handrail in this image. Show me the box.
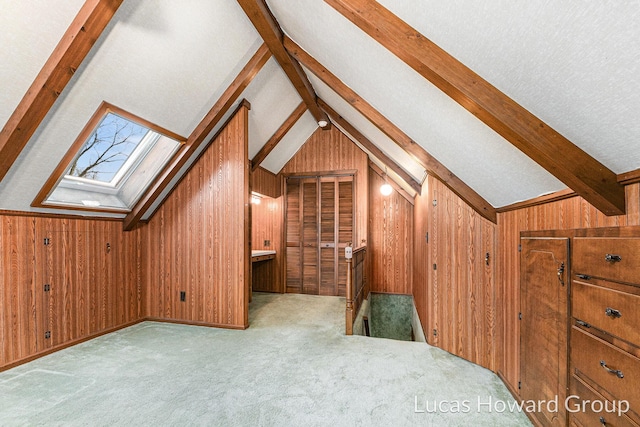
[345,245,367,335]
[345,249,354,335]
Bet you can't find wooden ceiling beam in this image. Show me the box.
[236,0,330,128]
[251,102,307,171]
[325,0,626,216]
[318,98,422,194]
[123,44,271,231]
[285,37,496,222]
[0,0,124,183]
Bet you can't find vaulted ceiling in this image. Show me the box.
[1,0,639,227]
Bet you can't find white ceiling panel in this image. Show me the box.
[0,0,85,130]
[261,112,318,174]
[2,0,638,217]
[243,58,303,159]
[0,0,261,213]
[268,0,566,207]
[378,0,640,174]
[306,71,426,184]
[333,120,418,198]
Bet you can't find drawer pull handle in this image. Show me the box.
[605,307,622,318]
[600,416,607,426]
[576,274,592,280]
[605,254,622,263]
[600,360,624,378]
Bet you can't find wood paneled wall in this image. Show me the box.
[413,176,497,371]
[496,182,640,393]
[281,126,369,247]
[142,104,250,329]
[368,167,413,294]
[252,167,281,199]
[0,214,141,370]
[251,193,283,293]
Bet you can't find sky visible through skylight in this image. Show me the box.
[67,112,148,183]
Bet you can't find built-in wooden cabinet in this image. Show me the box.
[520,227,640,427]
[520,236,570,426]
[569,234,640,427]
[0,216,141,371]
[285,175,353,296]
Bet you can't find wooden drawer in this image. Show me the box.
[569,375,638,427]
[573,279,640,345]
[571,327,640,414]
[573,238,640,284]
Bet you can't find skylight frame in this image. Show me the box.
[32,102,186,214]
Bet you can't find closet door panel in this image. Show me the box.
[285,175,353,297]
[302,179,319,294]
[337,179,354,297]
[520,237,569,427]
[320,179,337,296]
[286,180,302,293]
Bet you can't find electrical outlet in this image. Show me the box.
[264,239,270,247]
[180,291,186,302]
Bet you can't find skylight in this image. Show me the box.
[67,112,151,185]
[33,102,185,213]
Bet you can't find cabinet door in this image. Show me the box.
[301,179,319,295]
[320,178,337,296]
[520,237,569,427]
[286,179,302,293]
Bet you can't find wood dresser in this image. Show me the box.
[520,227,640,427]
[569,230,640,427]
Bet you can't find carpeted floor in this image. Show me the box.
[0,293,531,426]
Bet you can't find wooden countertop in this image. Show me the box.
[251,250,275,262]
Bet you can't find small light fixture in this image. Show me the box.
[380,166,393,196]
[251,194,261,205]
[318,120,328,128]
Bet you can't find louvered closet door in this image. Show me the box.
[286,179,302,293]
[319,178,337,296]
[301,179,319,294]
[336,178,353,297]
[286,176,353,297]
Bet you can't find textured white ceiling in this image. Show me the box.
[243,58,303,159]
[307,71,426,184]
[0,0,85,131]
[267,0,567,207]
[2,0,639,216]
[378,0,640,174]
[261,112,318,174]
[0,0,262,214]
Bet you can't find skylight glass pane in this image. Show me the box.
[67,112,149,183]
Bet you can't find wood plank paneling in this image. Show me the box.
[0,214,142,371]
[251,194,283,293]
[496,182,640,393]
[369,167,413,295]
[282,126,368,247]
[252,167,281,199]
[413,176,496,371]
[143,104,250,328]
[1,216,38,365]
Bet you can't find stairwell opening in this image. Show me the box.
[353,293,426,342]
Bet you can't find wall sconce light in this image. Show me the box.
[380,166,393,196]
[251,192,262,204]
[318,120,328,128]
